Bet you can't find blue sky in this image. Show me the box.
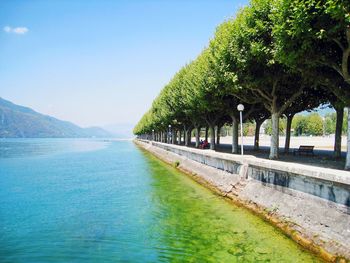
[0,0,248,127]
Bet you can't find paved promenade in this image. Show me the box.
[194,135,347,170]
[219,135,347,151]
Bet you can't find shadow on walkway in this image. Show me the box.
[181,142,346,171]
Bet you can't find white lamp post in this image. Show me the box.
[168,124,171,144]
[237,104,244,155]
[152,129,154,141]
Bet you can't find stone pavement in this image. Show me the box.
[185,135,347,170]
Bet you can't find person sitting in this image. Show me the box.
[199,139,209,149]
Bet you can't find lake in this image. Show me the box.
[0,139,320,262]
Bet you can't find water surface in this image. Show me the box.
[0,139,320,262]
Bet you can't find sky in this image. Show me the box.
[0,0,248,128]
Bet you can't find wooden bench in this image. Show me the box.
[293,145,315,156]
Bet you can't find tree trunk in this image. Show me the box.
[195,127,200,148]
[216,126,221,145]
[269,112,280,159]
[187,129,192,146]
[184,128,191,146]
[346,107,350,169]
[232,117,238,153]
[284,114,294,154]
[254,121,262,151]
[205,127,209,141]
[172,130,176,144]
[209,125,215,150]
[334,107,344,158]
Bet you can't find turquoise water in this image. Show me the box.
[0,139,320,262]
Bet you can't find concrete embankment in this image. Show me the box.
[135,139,350,262]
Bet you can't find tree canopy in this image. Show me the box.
[134,0,350,167]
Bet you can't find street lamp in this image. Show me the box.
[237,104,244,155]
[168,124,171,144]
[152,129,154,141]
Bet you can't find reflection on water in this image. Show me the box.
[0,139,320,262]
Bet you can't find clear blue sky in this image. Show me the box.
[0,0,248,128]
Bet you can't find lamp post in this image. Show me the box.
[237,104,244,155]
[168,124,171,144]
[152,129,154,141]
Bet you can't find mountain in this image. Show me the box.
[0,97,114,138]
[103,123,134,139]
[83,126,113,138]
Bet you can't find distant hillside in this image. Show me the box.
[103,123,134,139]
[0,98,113,138]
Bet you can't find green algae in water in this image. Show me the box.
[0,140,321,262]
[143,151,321,263]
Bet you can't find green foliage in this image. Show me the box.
[243,121,256,136]
[264,118,287,136]
[324,113,336,135]
[343,110,348,134]
[134,0,348,161]
[273,0,350,103]
[293,113,323,136]
[261,111,346,137]
[307,113,323,136]
[324,110,348,135]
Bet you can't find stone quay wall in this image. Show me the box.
[135,139,350,262]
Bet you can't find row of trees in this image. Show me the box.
[134,0,350,168]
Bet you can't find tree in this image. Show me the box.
[227,0,306,159]
[307,113,324,136]
[264,118,286,136]
[282,86,331,153]
[324,112,336,135]
[134,0,350,166]
[208,19,253,153]
[292,113,324,136]
[273,0,350,167]
[250,107,269,150]
[332,102,345,158]
[293,115,308,136]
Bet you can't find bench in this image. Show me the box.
[293,145,315,156]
